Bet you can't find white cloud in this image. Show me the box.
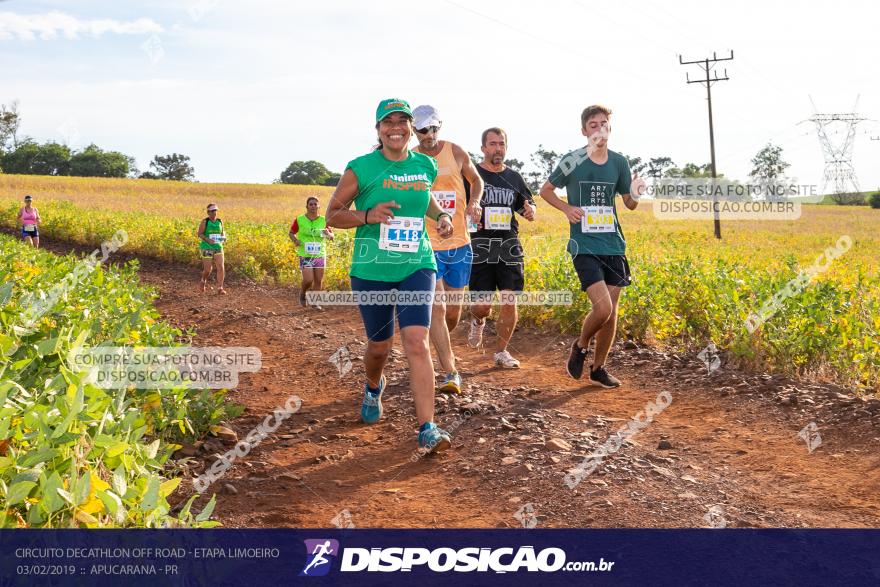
[0,10,162,41]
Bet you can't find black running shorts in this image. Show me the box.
[572,254,631,290]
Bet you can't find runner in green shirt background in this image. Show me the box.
[289,196,334,309]
[197,202,227,295]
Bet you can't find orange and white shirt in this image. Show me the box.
[414,141,469,252]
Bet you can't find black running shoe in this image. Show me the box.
[566,340,588,379]
[590,365,621,388]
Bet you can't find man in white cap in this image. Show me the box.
[412,104,484,394]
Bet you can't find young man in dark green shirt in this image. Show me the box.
[539,105,645,388]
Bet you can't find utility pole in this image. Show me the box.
[679,50,733,239]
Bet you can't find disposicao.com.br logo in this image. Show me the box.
[300,540,614,575]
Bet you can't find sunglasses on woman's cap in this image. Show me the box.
[415,126,440,135]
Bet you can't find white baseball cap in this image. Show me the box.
[207,203,218,211]
[413,105,441,130]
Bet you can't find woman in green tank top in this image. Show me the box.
[289,196,334,308]
[197,203,227,294]
[326,98,456,454]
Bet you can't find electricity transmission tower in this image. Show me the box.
[801,97,867,199]
[679,50,733,239]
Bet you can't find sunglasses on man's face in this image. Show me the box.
[416,126,440,135]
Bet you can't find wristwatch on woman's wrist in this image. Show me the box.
[436,212,452,223]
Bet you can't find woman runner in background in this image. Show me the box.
[17,195,41,248]
[197,203,227,295]
[289,196,333,309]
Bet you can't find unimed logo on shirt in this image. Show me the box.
[383,172,429,191]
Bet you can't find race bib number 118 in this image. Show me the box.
[379,216,424,253]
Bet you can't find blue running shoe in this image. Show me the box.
[438,371,462,394]
[417,422,452,454]
[360,375,386,424]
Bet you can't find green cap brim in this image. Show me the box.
[376,98,413,122]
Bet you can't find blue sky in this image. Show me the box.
[2,0,879,190]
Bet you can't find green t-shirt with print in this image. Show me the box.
[548,148,632,256]
[345,149,438,282]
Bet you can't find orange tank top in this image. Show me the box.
[415,141,469,251]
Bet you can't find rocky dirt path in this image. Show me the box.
[31,238,880,528]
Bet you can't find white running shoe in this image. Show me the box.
[468,318,485,348]
[494,350,520,369]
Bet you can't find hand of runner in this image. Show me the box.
[630,172,646,201]
[369,201,400,225]
[466,202,482,223]
[522,202,536,221]
[565,204,585,224]
[437,214,453,238]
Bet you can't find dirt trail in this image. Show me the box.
[30,239,880,528]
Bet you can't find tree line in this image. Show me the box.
[0,101,195,181]
[6,99,871,204]
[274,143,796,198]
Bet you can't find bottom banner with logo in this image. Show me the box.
[1,529,877,586]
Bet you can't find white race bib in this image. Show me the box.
[580,206,615,233]
[209,233,225,243]
[379,216,424,253]
[23,224,36,232]
[305,241,322,255]
[485,206,512,230]
[433,191,457,215]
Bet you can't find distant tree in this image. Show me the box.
[530,145,559,178]
[321,173,342,187]
[0,140,38,174]
[619,153,647,175]
[143,153,195,181]
[665,162,715,178]
[33,142,72,176]
[504,158,525,173]
[69,144,131,178]
[279,160,331,185]
[0,101,21,152]
[0,140,135,177]
[830,191,866,205]
[525,145,560,191]
[646,156,675,179]
[750,143,789,183]
[0,140,71,175]
[869,192,880,209]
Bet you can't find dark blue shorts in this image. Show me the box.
[21,227,39,238]
[350,269,436,342]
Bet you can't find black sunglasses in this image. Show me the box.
[415,126,440,135]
